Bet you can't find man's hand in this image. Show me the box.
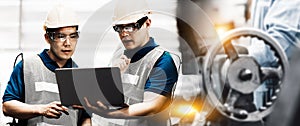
[39,101,69,119]
[113,55,131,73]
[83,97,109,116]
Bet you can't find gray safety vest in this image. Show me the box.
[92,46,172,126]
[24,55,78,126]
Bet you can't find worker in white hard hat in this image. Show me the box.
[85,0,179,126]
[2,4,91,126]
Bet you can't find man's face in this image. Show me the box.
[118,25,147,50]
[46,26,78,62]
[114,17,150,50]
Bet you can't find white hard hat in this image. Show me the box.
[113,0,151,25]
[44,4,79,30]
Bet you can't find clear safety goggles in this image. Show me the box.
[113,16,148,33]
[47,31,80,42]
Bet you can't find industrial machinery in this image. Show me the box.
[203,27,289,122]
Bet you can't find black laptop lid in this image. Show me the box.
[55,67,125,107]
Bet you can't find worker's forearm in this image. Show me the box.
[107,93,169,118]
[2,100,43,119]
[108,102,156,118]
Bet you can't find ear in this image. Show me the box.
[44,33,51,44]
[145,19,151,28]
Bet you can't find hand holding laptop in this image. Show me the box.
[83,97,109,116]
[83,97,129,118]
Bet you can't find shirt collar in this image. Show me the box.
[38,49,77,72]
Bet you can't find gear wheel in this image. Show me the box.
[203,27,289,121]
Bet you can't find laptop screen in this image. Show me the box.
[55,67,125,107]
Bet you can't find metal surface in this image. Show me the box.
[203,27,289,122]
[227,56,261,94]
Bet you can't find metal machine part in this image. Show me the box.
[203,27,289,122]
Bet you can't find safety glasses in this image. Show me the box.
[47,31,80,42]
[113,16,148,33]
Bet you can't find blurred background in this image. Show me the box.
[0,0,251,125]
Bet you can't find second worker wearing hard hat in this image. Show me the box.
[84,0,179,126]
[2,5,91,126]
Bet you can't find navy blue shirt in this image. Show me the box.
[124,37,178,97]
[2,49,77,102]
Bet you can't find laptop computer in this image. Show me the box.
[55,67,125,108]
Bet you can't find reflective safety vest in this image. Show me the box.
[92,46,171,126]
[24,55,78,126]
